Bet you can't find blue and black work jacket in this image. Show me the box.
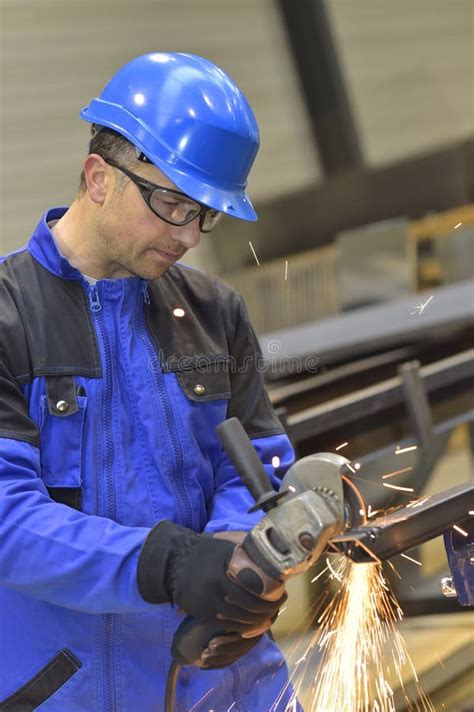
[0,208,300,711]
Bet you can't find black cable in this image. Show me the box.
[165,660,181,712]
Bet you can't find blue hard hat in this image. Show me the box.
[81,53,259,221]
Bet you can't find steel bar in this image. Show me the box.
[287,349,474,442]
[333,482,474,563]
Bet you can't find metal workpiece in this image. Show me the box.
[332,481,474,563]
[244,488,346,580]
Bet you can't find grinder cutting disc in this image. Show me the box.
[279,452,367,534]
[342,475,366,529]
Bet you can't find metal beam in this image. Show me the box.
[277,0,363,174]
[269,346,417,407]
[399,361,435,451]
[260,280,474,379]
[214,139,474,271]
[286,350,474,442]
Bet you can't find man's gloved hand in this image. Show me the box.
[137,520,287,634]
[199,530,283,668]
[199,630,267,669]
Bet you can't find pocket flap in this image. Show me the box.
[39,380,87,489]
[175,358,231,402]
[45,375,79,417]
[0,649,82,711]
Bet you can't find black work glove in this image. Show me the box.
[137,520,286,632]
[197,611,280,669]
[199,631,266,669]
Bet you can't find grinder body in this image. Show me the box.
[171,421,351,668]
[170,417,473,674]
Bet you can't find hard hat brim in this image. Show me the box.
[148,159,258,223]
[81,105,258,223]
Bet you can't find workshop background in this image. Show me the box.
[1,1,473,710]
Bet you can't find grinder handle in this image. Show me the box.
[171,542,284,668]
[216,417,283,511]
[172,618,231,668]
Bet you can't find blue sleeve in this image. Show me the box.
[204,432,295,533]
[0,438,156,614]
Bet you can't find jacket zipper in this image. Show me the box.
[141,281,238,709]
[88,283,117,712]
[138,284,193,528]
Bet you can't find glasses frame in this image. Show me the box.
[102,158,220,233]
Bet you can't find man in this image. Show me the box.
[0,53,299,711]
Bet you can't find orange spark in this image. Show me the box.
[382,466,413,479]
[306,559,434,711]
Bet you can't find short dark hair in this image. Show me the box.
[77,125,139,196]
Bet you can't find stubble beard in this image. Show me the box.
[95,212,162,280]
[95,195,178,280]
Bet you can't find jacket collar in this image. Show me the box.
[26,207,147,299]
[27,207,85,281]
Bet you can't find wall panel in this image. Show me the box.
[0,0,321,254]
[327,0,474,166]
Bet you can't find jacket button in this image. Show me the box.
[193,384,206,396]
[56,400,69,413]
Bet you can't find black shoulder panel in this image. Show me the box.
[145,265,284,439]
[0,251,100,445]
[145,265,231,371]
[0,354,40,446]
[0,251,101,384]
[219,283,285,439]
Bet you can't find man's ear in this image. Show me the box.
[82,154,111,204]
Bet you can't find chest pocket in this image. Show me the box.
[173,356,231,402]
[39,376,87,511]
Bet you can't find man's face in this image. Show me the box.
[94,159,202,280]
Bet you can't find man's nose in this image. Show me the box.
[170,219,201,249]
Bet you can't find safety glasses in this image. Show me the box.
[103,158,222,233]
